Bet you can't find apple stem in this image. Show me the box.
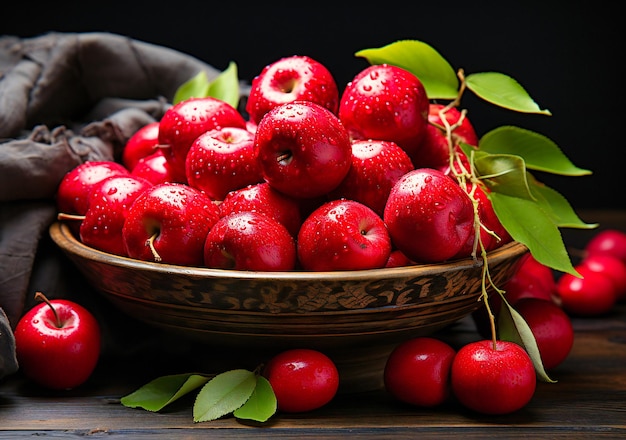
[146,234,162,262]
[34,291,62,328]
[57,212,86,222]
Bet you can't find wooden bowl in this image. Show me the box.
[49,221,528,391]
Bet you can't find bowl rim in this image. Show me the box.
[49,221,528,282]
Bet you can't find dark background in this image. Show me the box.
[3,1,624,212]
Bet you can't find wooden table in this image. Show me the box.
[1,211,626,439]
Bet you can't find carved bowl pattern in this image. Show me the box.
[50,221,528,391]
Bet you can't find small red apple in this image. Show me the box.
[584,229,626,264]
[130,150,176,185]
[579,253,626,301]
[263,348,339,413]
[78,175,153,256]
[245,55,339,125]
[122,121,160,171]
[384,337,456,407]
[383,168,475,263]
[254,101,352,199]
[412,104,479,171]
[329,139,414,217]
[338,64,429,157]
[158,96,247,183]
[14,292,101,390]
[297,199,392,271]
[122,182,221,266]
[203,211,296,271]
[218,182,302,238]
[185,127,262,200]
[56,161,130,217]
[514,297,574,370]
[556,266,617,316]
[451,340,536,415]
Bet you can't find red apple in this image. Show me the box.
[263,348,339,413]
[122,121,160,171]
[556,266,617,316]
[245,55,339,125]
[329,139,414,217]
[14,292,101,390]
[297,199,392,271]
[385,249,414,268]
[130,150,176,185]
[254,101,352,199]
[122,182,221,266]
[203,211,296,271]
[454,183,512,258]
[383,168,475,263]
[503,253,557,304]
[584,229,626,264]
[514,297,574,370]
[185,127,262,200]
[579,253,626,301]
[451,340,536,415]
[218,182,302,238]
[158,96,247,183]
[78,175,153,256]
[338,64,429,157]
[428,103,479,146]
[56,161,130,217]
[384,337,456,407]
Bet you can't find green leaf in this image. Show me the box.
[207,61,241,109]
[120,373,210,412]
[497,298,556,383]
[479,126,592,176]
[465,72,551,115]
[193,369,257,423]
[355,39,459,100]
[528,174,598,229]
[173,71,211,105]
[233,375,277,422]
[489,192,577,275]
[472,151,534,199]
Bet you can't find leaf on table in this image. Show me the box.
[193,369,257,423]
[120,373,210,412]
[498,298,556,383]
[355,39,459,100]
[465,72,551,115]
[233,375,277,422]
[479,126,592,176]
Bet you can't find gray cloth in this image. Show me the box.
[0,32,227,377]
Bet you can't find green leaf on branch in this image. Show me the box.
[233,375,277,422]
[497,298,556,383]
[173,62,240,109]
[488,192,577,275]
[528,174,598,229]
[206,61,241,109]
[193,369,257,423]
[174,71,210,104]
[355,39,459,100]
[469,150,534,199]
[465,72,551,115]
[120,373,211,412]
[479,126,592,176]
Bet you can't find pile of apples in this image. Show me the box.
[56,55,512,272]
